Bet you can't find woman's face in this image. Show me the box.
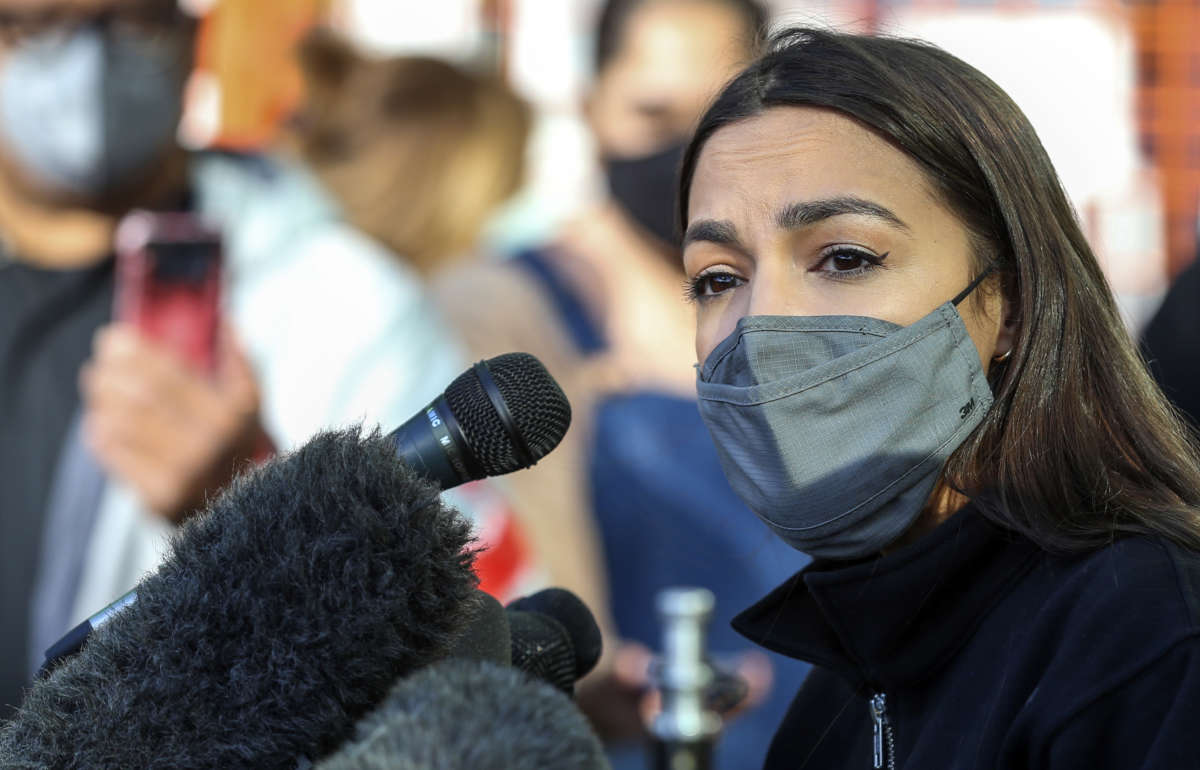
[684,106,1012,367]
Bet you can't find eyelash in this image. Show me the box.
[817,246,889,281]
[684,247,889,302]
[684,270,743,302]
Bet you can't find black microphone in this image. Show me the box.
[451,588,604,694]
[37,352,573,675]
[507,588,603,695]
[389,352,572,490]
[451,588,605,698]
[1,428,482,769]
[448,589,511,667]
[315,660,609,770]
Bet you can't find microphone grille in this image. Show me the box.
[443,353,571,477]
[507,611,579,693]
[507,588,602,681]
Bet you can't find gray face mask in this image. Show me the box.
[695,275,995,561]
[0,24,185,197]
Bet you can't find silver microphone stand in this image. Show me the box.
[650,587,722,770]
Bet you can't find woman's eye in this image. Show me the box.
[686,271,744,301]
[813,248,888,279]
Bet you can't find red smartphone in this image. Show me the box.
[114,210,223,374]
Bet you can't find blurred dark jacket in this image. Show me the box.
[1142,256,1200,431]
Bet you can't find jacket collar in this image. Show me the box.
[732,500,1041,694]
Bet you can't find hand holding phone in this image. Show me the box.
[80,322,271,523]
[80,211,272,523]
[114,210,221,373]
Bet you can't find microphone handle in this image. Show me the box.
[40,390,478,674]
[386,393,481,491]
[38,590,138,677]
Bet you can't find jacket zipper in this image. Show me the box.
[870,692,897,770]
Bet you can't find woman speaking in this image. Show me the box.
[680,28,1200,769]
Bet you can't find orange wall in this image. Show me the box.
[195,0,327,149]
[1131,3,1199,275]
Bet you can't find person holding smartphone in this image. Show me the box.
[0,0,467,716]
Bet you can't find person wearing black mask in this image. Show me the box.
[434,2,814,768]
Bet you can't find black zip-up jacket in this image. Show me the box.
[733,501,1200,769]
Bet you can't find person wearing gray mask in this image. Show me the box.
[680,27,1200,770]
[0,11,185,199]
[0,0,470,722]
[0,0,219,718]
[431,4,817,768]
[0,1,191,209]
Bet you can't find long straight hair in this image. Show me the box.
[679,28,1200,552]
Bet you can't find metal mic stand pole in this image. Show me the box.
[650,587,721,770]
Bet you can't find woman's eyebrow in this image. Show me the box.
[682,219,741,249]
[776,196,911,232]
[684,196,911,249]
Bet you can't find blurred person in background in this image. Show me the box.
[433,0,813,766]
[1142,252,1200,431]
[0,0,468,716]
[290,31,531,279]
[285,28,586,606]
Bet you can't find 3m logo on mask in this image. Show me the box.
[959,398,976,419]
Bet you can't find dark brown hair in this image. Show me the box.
[679,28,1200,552]
[594,0,768,73]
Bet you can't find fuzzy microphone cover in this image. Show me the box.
[0,427,478,769]
[317,660,609,770]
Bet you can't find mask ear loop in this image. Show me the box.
[951,262,997,306]
[944,261,1003,506]
[951,262,1014,364]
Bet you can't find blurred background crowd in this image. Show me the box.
[1,0,1198,767]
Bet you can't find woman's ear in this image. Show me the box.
[993,290,1019,361]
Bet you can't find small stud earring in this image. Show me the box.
[992,348,1013,363]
